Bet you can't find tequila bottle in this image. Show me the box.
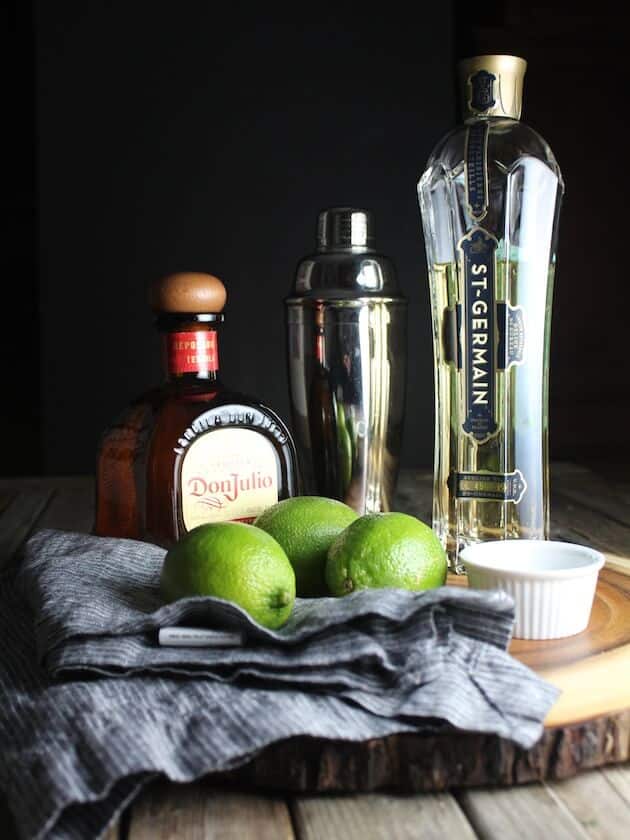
[95,273,299,545]
[418,55,564,571]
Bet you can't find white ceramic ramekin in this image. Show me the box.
[460,540,605,640]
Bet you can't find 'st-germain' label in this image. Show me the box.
[459,228,499,444]
[167,331,218,376]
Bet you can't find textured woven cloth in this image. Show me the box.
[0,529,559,839]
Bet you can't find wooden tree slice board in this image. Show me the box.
[515,566,630,727]
[446,564,630,728]
[217,561,630,793]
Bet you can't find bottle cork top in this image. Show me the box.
[150,272,227,314]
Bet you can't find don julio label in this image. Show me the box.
[179,427,279,530]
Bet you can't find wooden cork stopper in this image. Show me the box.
[150,272,227,314]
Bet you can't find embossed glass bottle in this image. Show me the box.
[95,273,299,545]
[418,55,564,571]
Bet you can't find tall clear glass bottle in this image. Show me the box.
[418,55,564,572]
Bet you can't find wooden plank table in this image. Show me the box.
[1,464,629,839]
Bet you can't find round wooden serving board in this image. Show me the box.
[218,562,630,793]
[512,566,630,727]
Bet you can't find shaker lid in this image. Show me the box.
[288,207,404,300]
[317,207,375,251]
[150,272,227,314]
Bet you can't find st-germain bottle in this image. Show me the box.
[95,272,299,545]
[417,55,564,571]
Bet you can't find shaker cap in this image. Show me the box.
[150,272,227,314]
[317,207,375,251]
[287,207,404,300]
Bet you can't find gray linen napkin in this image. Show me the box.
[0,529,559,840]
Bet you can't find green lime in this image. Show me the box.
[160,522,295,629]
[325,512,447,595]
[254,496,359,597]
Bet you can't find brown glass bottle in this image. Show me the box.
[95,272,300,545]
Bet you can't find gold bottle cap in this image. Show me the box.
[150,272,227,314]
[458,55,527,121]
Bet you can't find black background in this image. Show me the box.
[5,1,629,476]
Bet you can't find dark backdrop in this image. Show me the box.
[33,2,454,475]
[5,1,628,476]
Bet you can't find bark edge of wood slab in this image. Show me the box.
[209,708,630,793]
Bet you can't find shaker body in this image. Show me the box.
[286,270,406,513]
[286,209,407,514]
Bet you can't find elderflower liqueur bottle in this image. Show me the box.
[95,272,299,545]
[418,55,563,571]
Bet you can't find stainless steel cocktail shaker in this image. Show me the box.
[285,207,407,513]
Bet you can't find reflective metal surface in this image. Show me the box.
[286,208,407,513]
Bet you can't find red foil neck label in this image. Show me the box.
[167,331,219,375]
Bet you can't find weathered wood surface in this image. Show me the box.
[457,783,590,840]
[291,793,477,840]
[127,784,294,840]
[546,770,630,839]
[0,485,52,569]
[1,466,629,840]
[601,763,630,803]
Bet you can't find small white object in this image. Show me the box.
[460,540,605,640]
[158,627,243,647]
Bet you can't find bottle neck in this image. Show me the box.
[157,314,222,382]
